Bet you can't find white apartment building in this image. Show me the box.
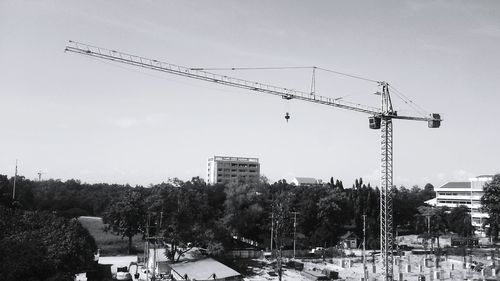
[207,156,260,185]
[428,175,492,235]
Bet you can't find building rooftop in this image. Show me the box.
[476,175,493,179]
[438,181,471,189]
[425,198,437,206]
[209,156,259,162]
[293,177,318,185]
[339,231,358,240]
[170,258,241,280]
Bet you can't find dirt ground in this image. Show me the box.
[244,253,499,281]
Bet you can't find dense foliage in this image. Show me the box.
[0,205,97,281]
[0,173,441,254]
[481,174,500,241]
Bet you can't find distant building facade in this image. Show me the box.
[338,231,358,249]
[427,175,493,236]
[291,177,321,186]
[207,156,260,185]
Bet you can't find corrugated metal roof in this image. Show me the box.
[439,182,470,189]
[170,258,241,280]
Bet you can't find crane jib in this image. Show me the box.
[64,43,440,129]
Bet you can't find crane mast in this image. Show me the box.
[65,41,441,281]
[380,83,394,280]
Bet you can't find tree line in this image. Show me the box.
[1,174,440,252]
[2,174,498,266]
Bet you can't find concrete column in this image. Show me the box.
[372,264,376,273]
[405,264,411,273]
[433,270,440,280]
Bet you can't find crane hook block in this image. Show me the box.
[285,112,290,122]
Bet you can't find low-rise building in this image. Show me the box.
[427,175,493,236]
[291,177,321,186]
[338,231,358,249]
[207,156,260,185]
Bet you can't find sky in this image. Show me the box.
[0,0,499,188]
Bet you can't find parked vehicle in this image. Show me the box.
[115,266,132,281]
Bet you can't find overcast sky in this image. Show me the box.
[1,0,499,188]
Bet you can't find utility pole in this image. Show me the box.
[12,160,18,200]
[363,214,368,281]
[270,211,274,255]
[470,184,474,236]
[293,211,299,259]
[427,216,430,234]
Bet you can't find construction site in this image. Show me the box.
[2,2,500,281]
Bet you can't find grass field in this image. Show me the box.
[78,216,144,256]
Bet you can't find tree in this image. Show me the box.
[103,188,146,254]
[156,178,228,262]
[0,205,97,281]
[448,205,474,237]
[316,189,350,244]
[481,174,500,242]
[416,206,448,250]
[223,182,268,242]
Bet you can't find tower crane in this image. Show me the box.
[65,41,441,281]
